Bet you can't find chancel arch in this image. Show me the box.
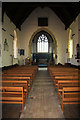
[29,28,57,66]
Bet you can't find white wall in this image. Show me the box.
[78,14,80,45]
[19,7,68,65]
[0,2,2,119]
[67,13,80,66]
[2,13,20,67]
[2,8,79,67]
[0,3,2,68]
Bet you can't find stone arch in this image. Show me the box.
[29,27,57,64]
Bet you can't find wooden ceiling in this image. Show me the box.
[2,2,80,30]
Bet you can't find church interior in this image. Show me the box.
[0,2,80,119]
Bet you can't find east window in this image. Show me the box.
[37,34,48,53]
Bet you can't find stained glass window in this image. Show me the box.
[37,34,48,53]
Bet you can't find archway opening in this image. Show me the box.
[31,30,55,66]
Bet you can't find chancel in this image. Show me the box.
[0,2,80,119]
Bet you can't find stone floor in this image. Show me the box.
[20,68,64,118]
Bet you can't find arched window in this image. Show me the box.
[37,34,48,53]
[13,30,17,58]
[68,28,73,58]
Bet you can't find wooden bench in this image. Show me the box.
[2,76,31,90]
[57,80,80,98]
[50,72,78,79]
[3,70,36,80]
[48,66,80,112]
[48,68,78,80]
[54,76,79,89]
[2,65,38,94]
[3,73,34,80]
[49,69,78,77]
[3,65,38,76]
[0,86,25,110]
[1,80,28,98]
[61,87,80,111]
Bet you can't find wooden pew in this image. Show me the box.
[2,65,38,93]
[54,76,79,89]
[49,70,78,81]
[1,65,38,111]
[3,70,36,80]
[2,73,35,81]
[1,80,28,98]
[50,72,78,79]
[61,87,80,111]
[48,66,80,112]
[0,86,25,110]
[57,80,80,98]
[3,73,34,80]
[3,65,38,77]
[49,70,78,79]
[2,76,32,91]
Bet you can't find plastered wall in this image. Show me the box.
[1,8,79,67]
[2,13,20,67]
[67,14,80,66]
[0,4,2,68]
[19,7,68,65]
[78,14,80,45]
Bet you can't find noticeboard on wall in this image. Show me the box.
[20,49,24,55]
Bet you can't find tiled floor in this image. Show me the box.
[20,68,64,118]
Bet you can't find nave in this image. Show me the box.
[1,2,80,119]
[2,66,80,119]
[20,68,64,118]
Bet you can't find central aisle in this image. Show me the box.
[20,68,64,118]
